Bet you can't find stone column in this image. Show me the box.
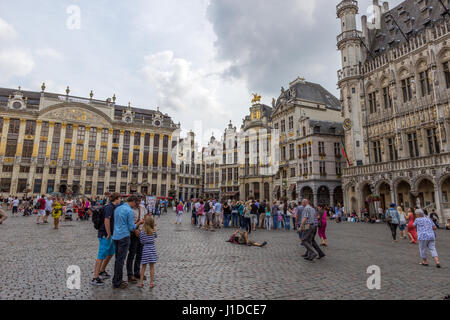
[105,129,113,194]
[0,117,10,158]
[54,124,66,193]
[313,191,318,208]
[435,187,444,226]
[330,191,335,208]
[92,127,102,196]
[43,123,55,194]
[79,126,90,195]
[390,183,397,207]
[28,120,42,194]
[68,125,79,186]
[116,130,124,193]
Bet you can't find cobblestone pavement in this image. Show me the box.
[0,210,449,300]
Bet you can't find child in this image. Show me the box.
[139,215,158,288]
[277,211,283,229]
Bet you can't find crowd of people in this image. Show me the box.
[1,192,447,288]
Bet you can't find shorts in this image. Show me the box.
[97,237,115,260]
[399,224,406,231]
[251,214,258,225]
[37,209,46,217]
[12,206,18,214]
[45,210,50,216]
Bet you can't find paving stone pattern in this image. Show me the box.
[0,210,449,300]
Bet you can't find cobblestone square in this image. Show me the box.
[0,210,449,300]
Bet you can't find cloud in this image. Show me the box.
[0,48,34,80]
[36,48,64,61]
[0,18,17,40]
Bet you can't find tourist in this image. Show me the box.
[11,197,19,216]
[296,202,304,231]
[126,196,145,284]
[175,201,183,225]
[214,200,222,229]
[112,196,144,289]
[91,193,121,286]
[317,205,328,247]
[138,215,158,288]
[243,201,252,234]
[385,203,400,242]
[265,203,271,230]
[291,202,298,231]
[258,200,266,229]
[414,209,441,268]
[227,230,267,247]
[196,200,205,228]
[250,200,258,231]
[0,206,7,224]
[238,201,244,229]
[231,200,239,228]
[204,200,214,232]
[398,206,407,239]
[406,207,418,244]
[191,200,197,225]
[44,196,52,224]
[223,202,231,228]
[298,199,325,261]
[284,203,291,231]
[430,210,440,229]
[35,195,46,225]
[52,197,63,230]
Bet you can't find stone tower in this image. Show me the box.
[336,0,366,166]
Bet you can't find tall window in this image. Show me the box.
[133,150,140,164]
[318,141,325,155]
[443,61,450,89]
[288,116,294,130]
[41,122,49,137]
[77,126,86,141]
[22,140,34,158]
[368,92,377,113]
[335,161,342,176]
[38,141,47,159]
[383,86,392,109]
[101,129,108,143]
[319,162,326,176]
[25,120,36,135]
[8,119,20,134]
[401,77,413,102]
[289,143,294,160]
[63,143,71,161]
[408,133,420,158]
[123,131,130,146]
[111,148,118,165]
[50,141,59,160]
[87,146,96,163]
[134,132,141,146]
[112,130,120,144]
[419,70,431,97]
[154,134,160,148]
[281,120,286,132]
[122,148,129,165]
[65,124,73,139]
[388,138,398,161]
[334,142,341,156]
[75,145,84,162]
[372,141,382,163]
[427,128,440,155]
[99,146,107,164]
[89,127,97,146]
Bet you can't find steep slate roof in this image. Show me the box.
[308,120,344,136]
[368,0,447,57]
[276,81,341,111]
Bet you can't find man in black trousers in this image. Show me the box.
[298,199,325,261]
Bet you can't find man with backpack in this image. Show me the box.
[91,193,122,286]
[35,195,46,225]
[385,203,401,242]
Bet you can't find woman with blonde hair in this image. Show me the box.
[398,206,407,239]
[139,215,158,288]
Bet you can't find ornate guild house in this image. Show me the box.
[337,0,450,222]
[0,85,179,198]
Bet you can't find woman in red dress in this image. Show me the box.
[406,207,417,244]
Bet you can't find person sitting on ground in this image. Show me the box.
[226,230,267,247]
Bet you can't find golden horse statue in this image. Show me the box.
[251,93,261,104]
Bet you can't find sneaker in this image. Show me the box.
[99,271,111,279]
[90,278,104,286]
[260,241,267,247]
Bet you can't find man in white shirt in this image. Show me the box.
[44,197,53,224]
[12,197,19,216]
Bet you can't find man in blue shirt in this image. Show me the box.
[91,193,122,286]
[112,195,144,289]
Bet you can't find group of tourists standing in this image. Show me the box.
[92,193,159,289]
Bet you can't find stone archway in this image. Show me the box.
[416,178,436,209]
[72,184,80,196]
[396,180,412,210]
[333,186,343,207]
[59,184,68,195]
[361,183,372,212]
[301,186,314,204]
[317,186,330,206]
[440,176,450,222]
[377,182,391,212]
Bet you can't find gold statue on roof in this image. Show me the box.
[251,93,261,105]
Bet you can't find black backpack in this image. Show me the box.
[204,202,211,212]
[92,206,105,230]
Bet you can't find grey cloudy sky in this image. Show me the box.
[0,0,403,145]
